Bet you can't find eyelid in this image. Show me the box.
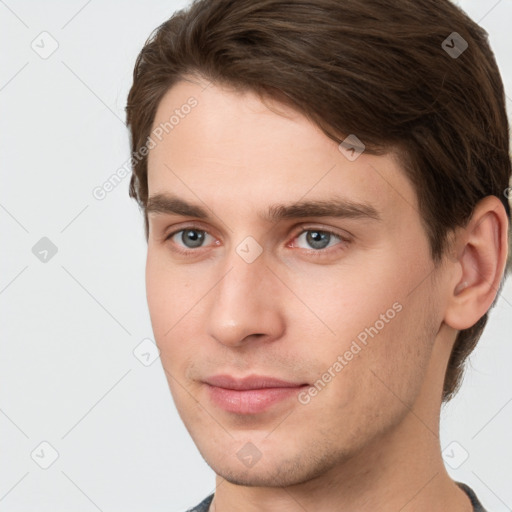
[291,224,352,242]
[163,220,214,240]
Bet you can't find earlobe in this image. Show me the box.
[444,196,509,331]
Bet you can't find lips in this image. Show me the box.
[203,374,309,414]
[204,374,307,390]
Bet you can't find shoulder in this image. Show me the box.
[185,493,214,512]
[456,481,488,512]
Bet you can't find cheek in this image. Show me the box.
[304,303,433,450]
[286,258,402,350]
[145,248,210,383]
[145,247,194,334]
[340,291,436,416]
[145,250,171,338]
[145,249,188,359]
[289,253,434,403]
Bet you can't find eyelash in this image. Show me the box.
[164,224,350,258]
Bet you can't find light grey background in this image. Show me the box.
[0,1,511,511]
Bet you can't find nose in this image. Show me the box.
[206,249,286,348]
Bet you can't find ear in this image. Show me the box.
[443,195,509,331]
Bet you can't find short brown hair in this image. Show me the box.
[125,0,511,402]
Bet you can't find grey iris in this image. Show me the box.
[306,231,330,250]
[182,229,205,248]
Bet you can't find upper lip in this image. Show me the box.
[204,374,307,390]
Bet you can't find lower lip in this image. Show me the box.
[205,384,307,414]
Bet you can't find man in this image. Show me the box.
[125,0,511,510]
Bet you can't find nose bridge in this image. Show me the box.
[206,244,284,346]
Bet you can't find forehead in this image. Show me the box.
[147,78,419,226]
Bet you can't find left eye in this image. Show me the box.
[292,229,345,251]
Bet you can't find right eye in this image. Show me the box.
[165,226,218,254]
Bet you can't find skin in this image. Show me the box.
[144,75,508,511]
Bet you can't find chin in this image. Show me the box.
[211,463,298,487]
[203,443,335,489]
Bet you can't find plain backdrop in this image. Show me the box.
[1,1,511,511]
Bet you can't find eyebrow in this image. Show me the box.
[146,193,381,223]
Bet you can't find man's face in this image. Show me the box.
[145,77,448,486]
